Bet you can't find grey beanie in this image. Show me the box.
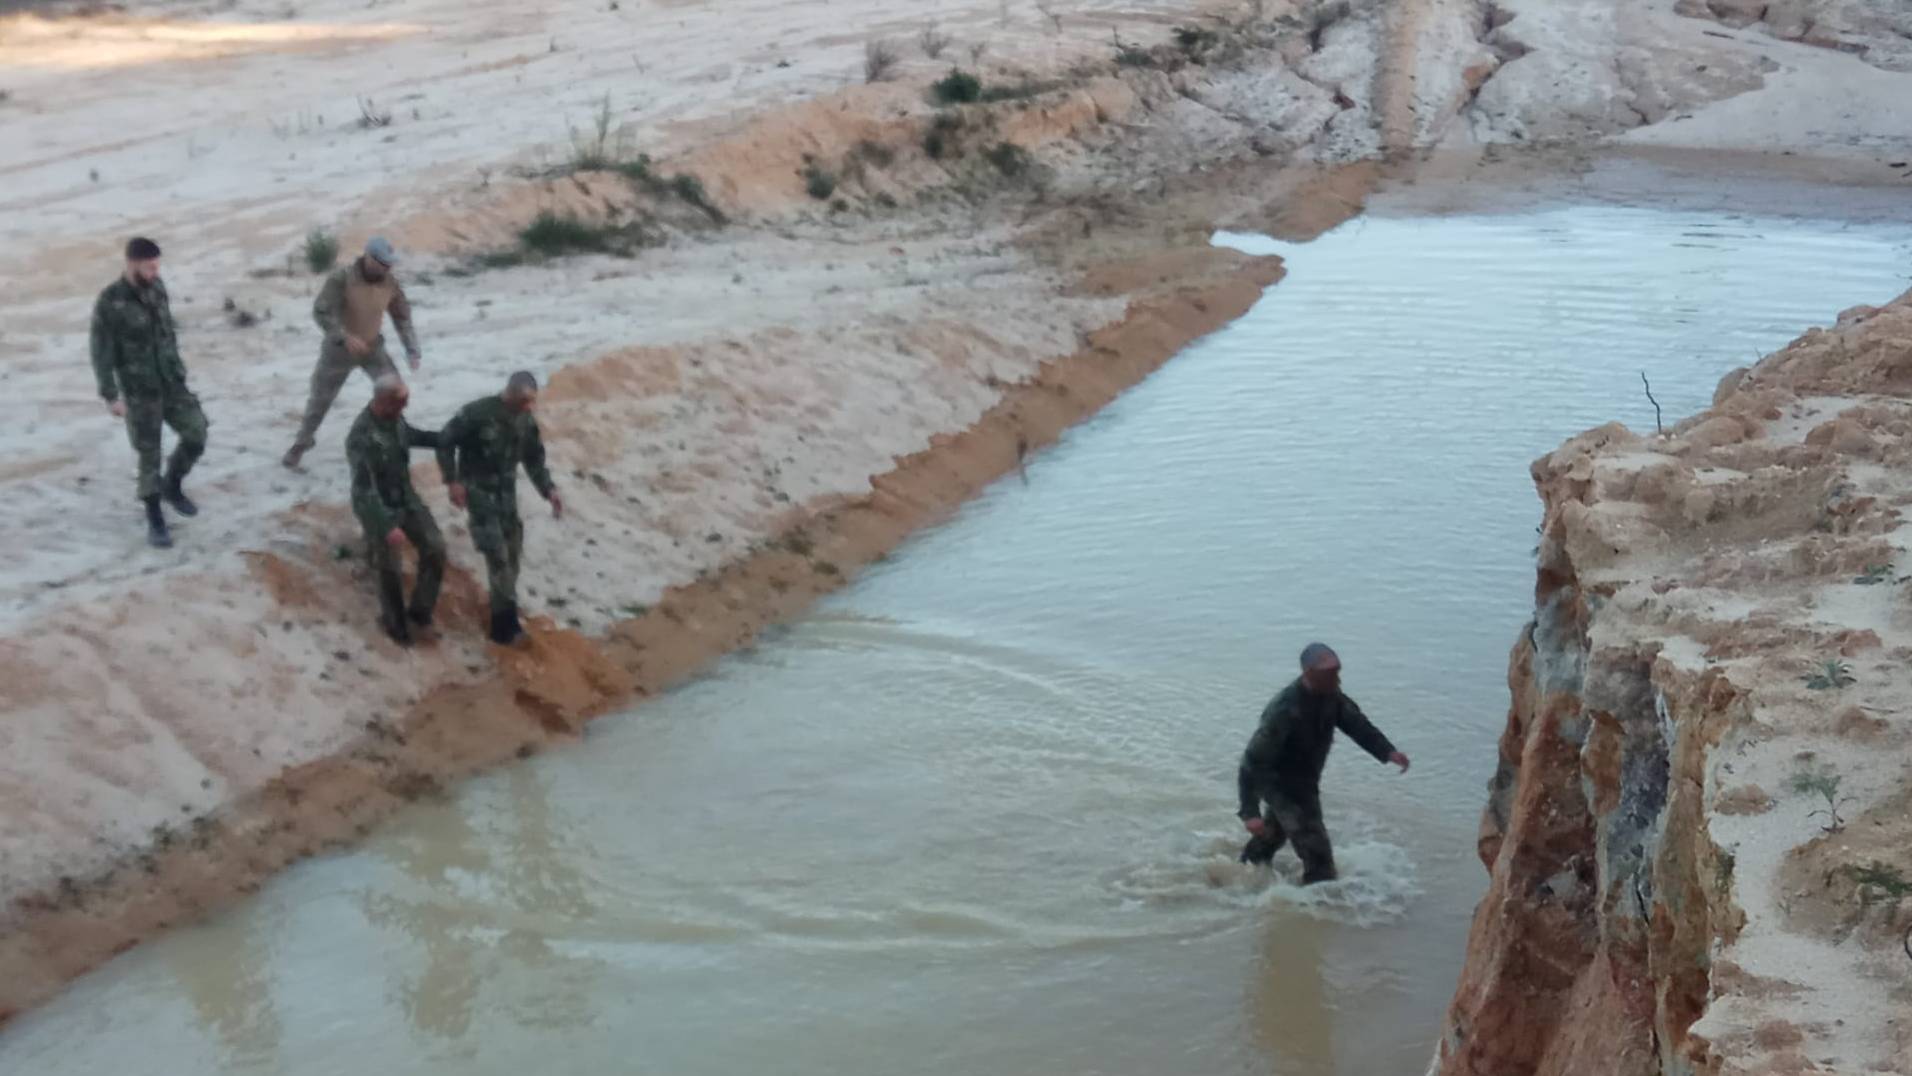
[364,236,399,266]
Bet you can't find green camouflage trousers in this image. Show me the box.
[468,505,524,616]
[292,340,399,455]
[364,502,447,627]
[125,391,208,499]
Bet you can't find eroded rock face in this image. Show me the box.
[1435,288,1912,1076]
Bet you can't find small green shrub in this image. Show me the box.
[984,141,1033,177]
[801,160,837,200]
[303,229,340,273]
[1803,659,1855,691]
[932,69,983,104]
[517,211,662,259]
[1173,25,1219,59]
[1845,862,1911,905]
[923,112,965,159]
[853,139,896,168]
[1790,765,1848,833]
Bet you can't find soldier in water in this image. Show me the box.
[346,375,446,646]
[90,236,209,549]
[435,371,563,645]
[1236,643,1410,884]
[283,236,422,471]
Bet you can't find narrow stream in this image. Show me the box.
[6,204,1909,1076]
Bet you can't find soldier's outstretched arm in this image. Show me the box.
[434,409,465,487]
[522,418,556,500]
[1334,697,1399,765]
[312,270,346,341]
[404,423,441,450]
[388,279,421,360]
[89,294,120,402]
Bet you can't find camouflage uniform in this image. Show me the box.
[1235,679,1398,883]
[434,395,556,618]
[290,260,420,456]
[90,275,208,499]
[345,405,445,632]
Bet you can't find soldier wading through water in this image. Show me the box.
[436,371,563,646]
[1236,643,1410,884]
[90,236,208,549]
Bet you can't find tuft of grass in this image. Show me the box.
[1789,765,1849,833]
[1854,564,1896,585]
[931,68,983,104]
[853,139,896,168]
[920,22,951,59]
[356,96,392,129]
[517,211,663,259]
[303,228,340,273]
[1803,659,1855,691]
[979,78,1063,103]
[923,111,966,159]
[800,159,837,200]
[567,95,630,172]
[864,38,901,83]
[669,172,727,223]
[1173,24,1219,60]
[1845,861,1911,905]
[984,141,1033,177]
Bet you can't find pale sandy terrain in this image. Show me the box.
[2,0,1910,1052]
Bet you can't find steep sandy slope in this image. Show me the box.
[1434,292,1912,1076]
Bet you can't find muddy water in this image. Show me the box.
[7,205,1911,1075]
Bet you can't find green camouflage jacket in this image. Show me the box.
[90,276,188,402]
[1237,679,1397,813]
[346,407,439,533]
[434,395,555,516]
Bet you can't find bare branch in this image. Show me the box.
[1641,371,1663,435]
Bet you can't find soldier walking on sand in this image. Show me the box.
[436,371,564,645]
[90,236,209,549]
[1236,643,1410,884]
[347,375,446,646]
[282,236,422,470]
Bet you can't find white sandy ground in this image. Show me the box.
[2,0,1912,1056]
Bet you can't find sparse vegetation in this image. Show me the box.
[984,141,1033,178]
[800,158,838,200]
[1844,861,1910,905]
[968,41,989,66]
[1036,0,1062,33]
[1789,765,1850,833]
[302,228,340,274]
[517,210,664,259]
[864,38,901,83]
[980,77,1064,103]
[1854,564,1896,585]
[922,111,966,159]
[853,139,896,168]
[1112,30,1157,68]
[1174,24,1220,60]
[567,95,631,172]
[356,96,392,129]
[920,22,951,59]
[932,68,983,104]
[1803,659,1855,691]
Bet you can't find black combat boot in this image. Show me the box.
[382,614,414,646]
[144,496,172,549]
[408,607,434,630]
[161,470,198,517]
[488,606,524,645]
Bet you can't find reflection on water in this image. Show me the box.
[3,204,1909,1076]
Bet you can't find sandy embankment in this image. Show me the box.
[1,0,1910,1048]
[0,0,1444,1022]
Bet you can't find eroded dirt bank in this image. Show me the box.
[3,0,1912,1046]
[1432,297,1912,1076]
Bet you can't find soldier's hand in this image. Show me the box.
[1242,816,1267,837]
[345,334,370,358]
[107,399,126,419]
[448,483,468,509]
[386,527,407,549]
[1389,751,1411,774]
[548,491,564,520]
[406,351,421,373]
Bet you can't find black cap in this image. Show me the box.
[125,237,162,261]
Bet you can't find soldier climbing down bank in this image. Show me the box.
[90,236,209,549]
[346,376,446,646]
[1236,643,1410,884]
[283,236,422,471]
[436,371,563,646]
